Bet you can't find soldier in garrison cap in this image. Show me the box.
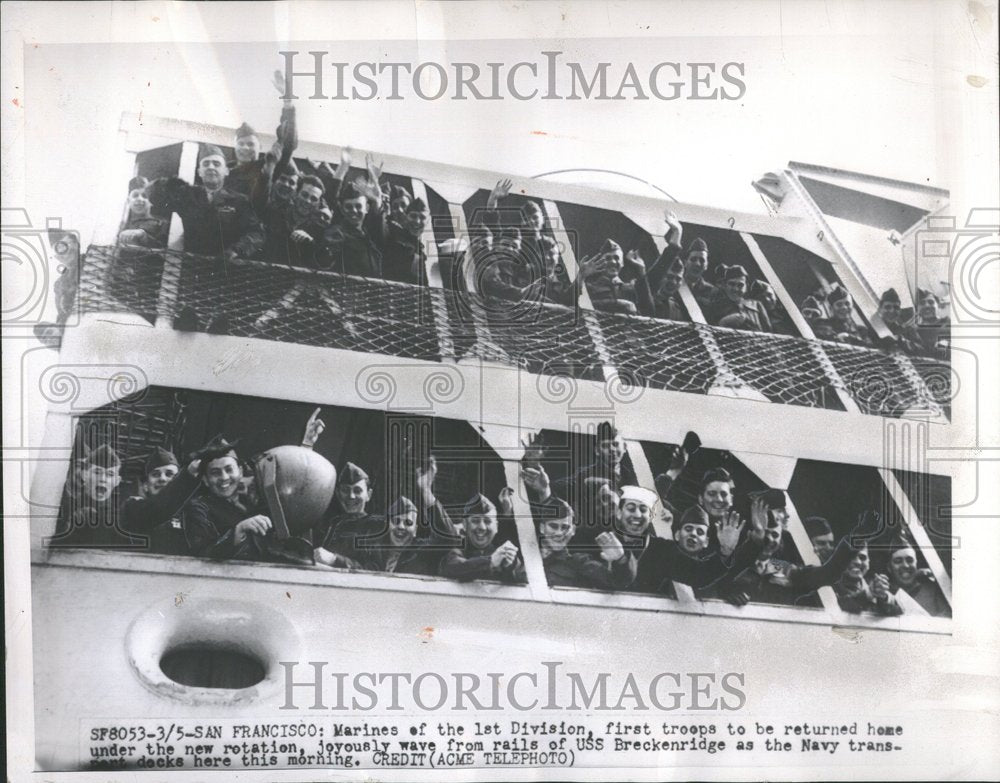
[875,287,920,354]
[910,287,950,359]
[146,143,265,332]
[347,496,441,575]
[182,437,277,561]
[118,176,168,249]
[225,71,300,217]
[876,532,950,617]
[121,447,202,556]
[313,461,390,569]
[536,497,637,590]
[652,255,690,322]
[382,196,430,285]
[580,238,655,316]
[632,503,762,595]
[319,174,387,278]
[53,444,142,549]
[440,493,526,584]
[680,236,718,311]
[825,284,872,346]
[705,265,772,332]
[749,279,793,336]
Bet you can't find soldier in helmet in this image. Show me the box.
[440,494,525,584]
[122,447,201,556]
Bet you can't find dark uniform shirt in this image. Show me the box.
[542,547,637,590]
[182,488,270,561]
[440,538,527,584]
[147,178,264,259]
[122,470,201,556]
[53,488,142,549]
[382,221,427,285]
[319,219,385,278]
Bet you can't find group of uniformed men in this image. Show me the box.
[54,414,947,618]
[110,73,948,360]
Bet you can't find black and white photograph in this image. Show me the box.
[3,1,998,780]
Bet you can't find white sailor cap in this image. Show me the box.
[619,486,659,508]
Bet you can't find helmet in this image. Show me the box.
[251,445,337,538]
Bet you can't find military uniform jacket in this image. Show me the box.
[706,293,772,332]
[542,548,637,590]
[636,535,762,594]
[584,273,655,316]
[653,291,688,322]
[686,277,718,310]
[382,222,427,285]
[353,532,443,576]
[148,178,265,259]
[315,511,387,563]
[440,539,527,584]
[54,488,141,548]
[263,203,327,268]
[122,470,201,556]
[319,216,385,278]
[182,488,270,561]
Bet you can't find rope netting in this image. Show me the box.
[74,244,947,419]
[596,313,718,394]
[823,342,937,417]
[711,326,844,409]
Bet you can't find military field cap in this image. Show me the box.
[463,493,497,517]
[199,144,226,162]
[680,505,710,527]
[880,288,901,305]
[388,495,418,517]
[144,447,178,475]
[337,461,370,487]
[85,444,121,469]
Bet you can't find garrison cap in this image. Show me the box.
[144,447,179,475]
[388,495,418,517]
[337,461,370,487]
[463,493,497,518]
